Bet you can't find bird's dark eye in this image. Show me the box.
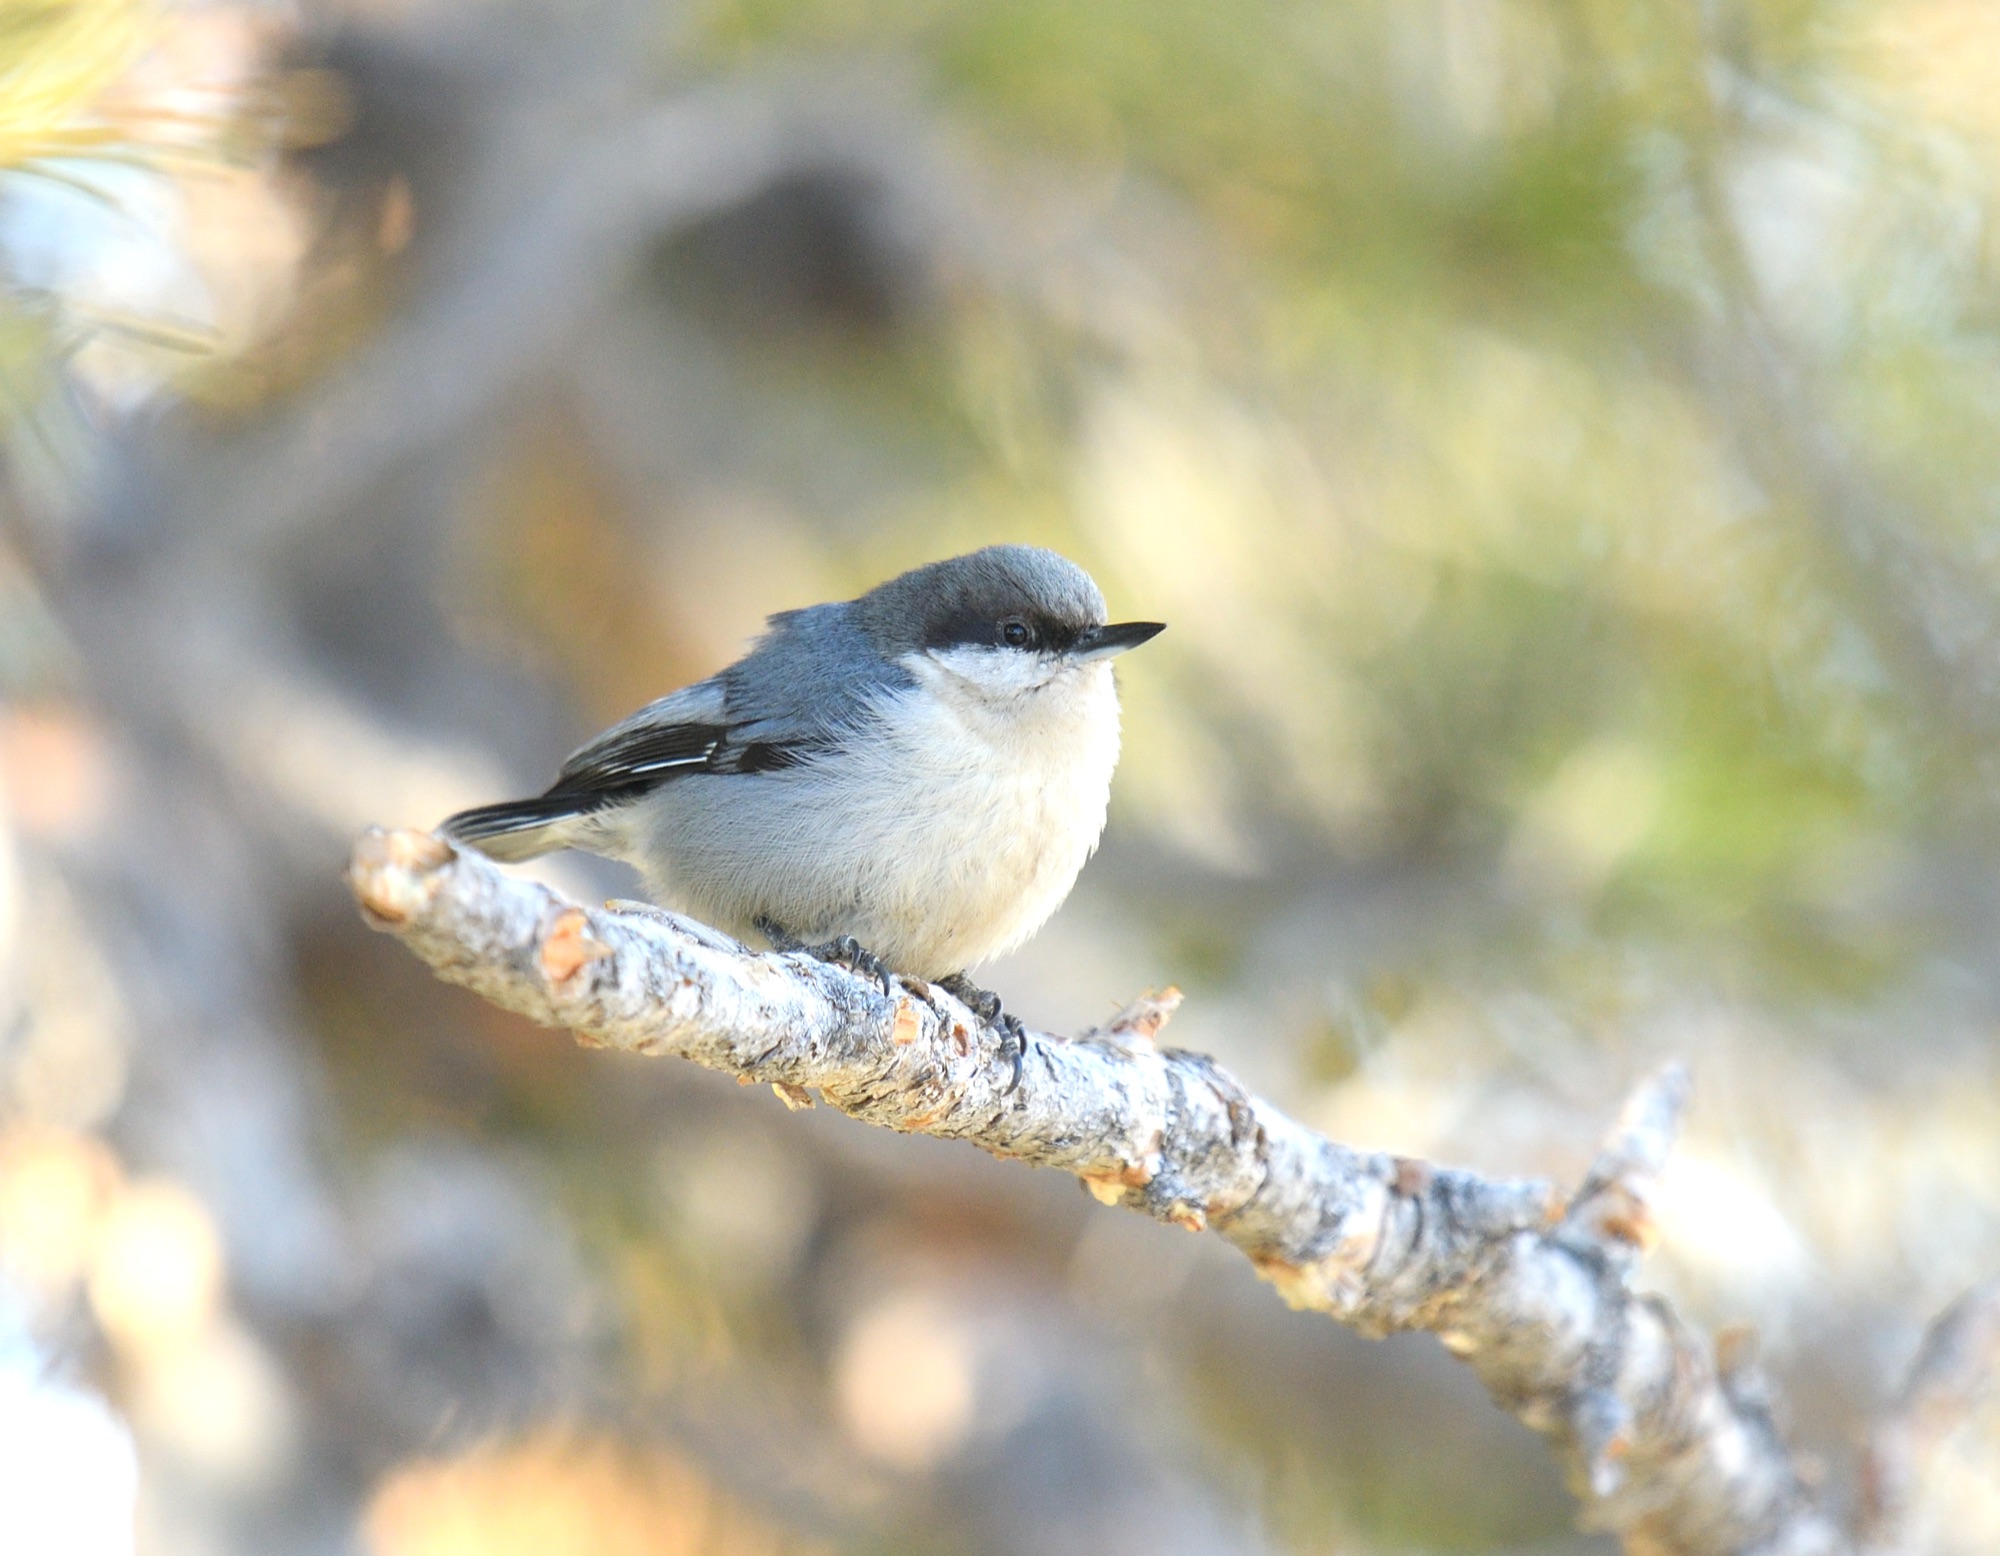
[999,618,1033,648]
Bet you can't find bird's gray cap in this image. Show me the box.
[855,545,1109,656]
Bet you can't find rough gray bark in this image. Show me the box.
[348,826,1992,1556]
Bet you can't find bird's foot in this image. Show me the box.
[755,916,894,996]
[938,974,1028,1094]
[813,936,894,996]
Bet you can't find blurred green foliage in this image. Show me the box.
[684,0,2000,1008]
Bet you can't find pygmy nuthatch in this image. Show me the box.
[443,546,1163,1073]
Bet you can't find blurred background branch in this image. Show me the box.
[1856,1280,2000,1556]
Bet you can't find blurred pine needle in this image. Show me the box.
[0,0,158,173]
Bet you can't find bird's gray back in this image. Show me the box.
[720,601,912,744]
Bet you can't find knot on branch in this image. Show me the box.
[1561,1062,1690,1268]
[348,826,454,926]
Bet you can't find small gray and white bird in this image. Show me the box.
[443,546,1162,1033]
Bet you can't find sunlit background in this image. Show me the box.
[3,0,2000,1552]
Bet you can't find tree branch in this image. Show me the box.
[349,827,1869,1555]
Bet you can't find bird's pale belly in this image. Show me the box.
[628,669,1121,977]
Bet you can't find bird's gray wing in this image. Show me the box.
[442,603,900,855]
[442,680,741,851]
[552,679,734,794]
[554,641,875,795]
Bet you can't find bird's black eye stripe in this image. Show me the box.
[1036,619,1082,653]
[921,605,1086,653]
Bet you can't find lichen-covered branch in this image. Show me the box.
[351,827,1942,1556]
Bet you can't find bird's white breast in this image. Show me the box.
[631,652,1123,977]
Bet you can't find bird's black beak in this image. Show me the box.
[1071,621,1166,662]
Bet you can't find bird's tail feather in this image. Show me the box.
[440,795,593,863]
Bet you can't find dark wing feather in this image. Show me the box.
[549,705,838,798]
[439,791,595,846]
[532,679,734,812]
[443,682,728,849]
[551,720,724,795]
